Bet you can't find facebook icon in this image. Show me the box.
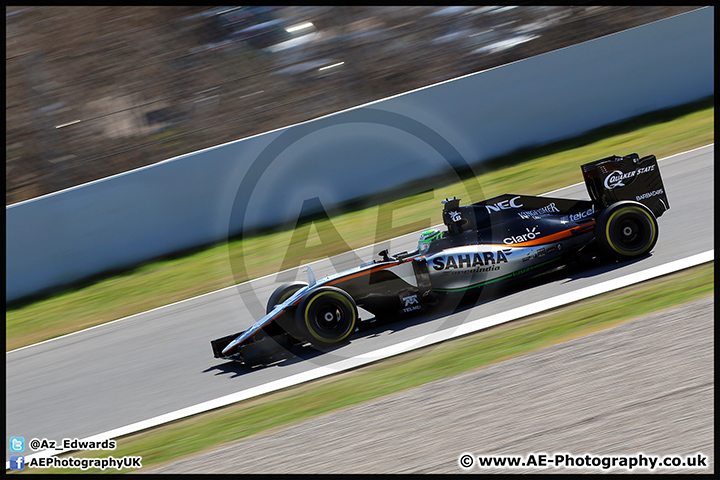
[10,455,25,470]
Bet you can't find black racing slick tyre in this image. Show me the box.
[266,282,308,314]
[264,281,308,339]
[595,201,658,260]
[295,286,358,349]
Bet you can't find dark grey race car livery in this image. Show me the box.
[212,153,669,364]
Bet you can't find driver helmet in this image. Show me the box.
[418,228,443,254]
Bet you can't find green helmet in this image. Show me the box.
[418,228,443,254]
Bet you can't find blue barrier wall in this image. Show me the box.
[6,8,714,301]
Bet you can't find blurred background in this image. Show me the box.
[5,6,699,205]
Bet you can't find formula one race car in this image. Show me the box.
[212,153,669,364]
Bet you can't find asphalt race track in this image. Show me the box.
[147,296,714,474]
[5,145,714,461]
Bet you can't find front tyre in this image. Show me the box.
[295,286,358,349]
[266,281,308,314]
[595,201,658,260]
[265,281,308,339]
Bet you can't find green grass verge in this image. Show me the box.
[6,97,714,351]
[22,261,713,474]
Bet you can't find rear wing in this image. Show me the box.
[581,153,669,217]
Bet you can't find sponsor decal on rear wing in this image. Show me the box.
[581,153,669,217]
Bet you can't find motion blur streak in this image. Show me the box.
[8,249,712,470]
[6,6,699,204]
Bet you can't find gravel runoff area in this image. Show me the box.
[147,295,714,474]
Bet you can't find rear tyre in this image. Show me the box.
[295,286,358,349]
[595,201,658,260]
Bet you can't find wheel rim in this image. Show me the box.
[313,304,345,334]
[299,289,357,345]
[612,213,649,252]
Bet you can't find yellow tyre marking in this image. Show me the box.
[278,290,295,303]
[605,206,657,256]
[303,291,356,343]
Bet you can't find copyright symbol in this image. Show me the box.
[459,453,474,469]
[30,438,40,450]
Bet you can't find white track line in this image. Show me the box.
[9,249,713,468]
[7,143,713,354]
